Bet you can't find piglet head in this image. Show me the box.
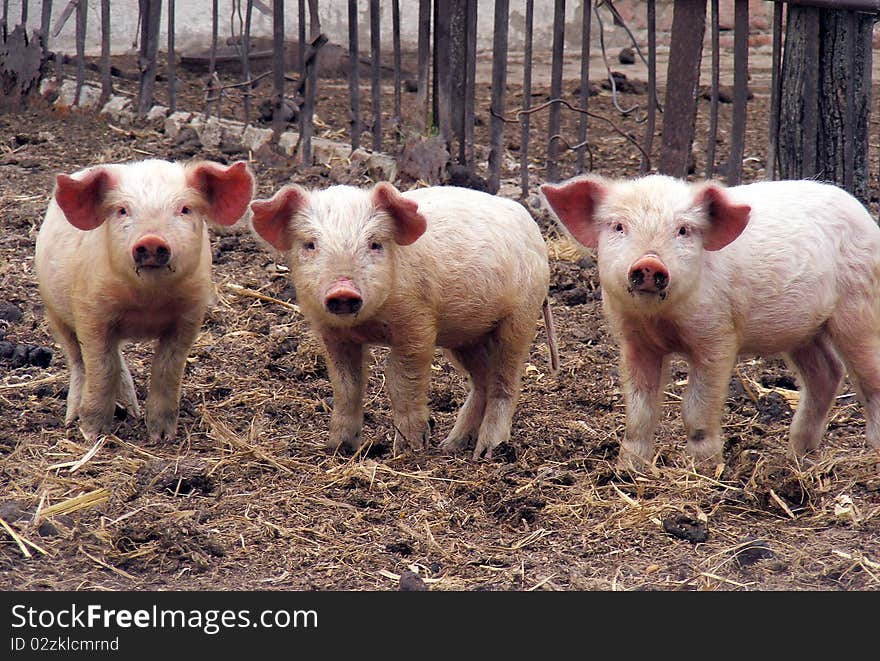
[54,159,254,284]
[542,174,750,311]
[251,181,427,327]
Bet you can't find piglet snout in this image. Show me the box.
[629,254,669,294]
[132,235,171,268]
[325,279,363,315]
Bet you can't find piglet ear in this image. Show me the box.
[54,168,116,231]
[186,160,255,226]
[250,184,309,252]
[540,176,607,249]
[696,183,750,251]
[371,182,427,246]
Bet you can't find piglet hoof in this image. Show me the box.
[471,439,497,461]
[615,449,658,476]
[145,407,179,443]
[326,431,362,454]
[392,425,430,454]
[439,433,474,454]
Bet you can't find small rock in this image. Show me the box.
[27,346,52,368]
[10,344,30,368]
[0,341,14,359]
[398,570,427,591]
[662,514,708,543]
[0,301,22,322]
[618,47,635,65]
[733,537,776,566]
[386,541,414,556]
[0,500,31,522]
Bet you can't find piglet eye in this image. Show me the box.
[303,240,316,251]
[614,223,624,233]
[180,206,191,215]
[678,226,688,237]
[370,241,383,252]
[117,207,127,217]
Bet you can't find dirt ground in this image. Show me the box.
[1,48,880,593]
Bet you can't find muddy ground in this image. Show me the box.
[1,50,879,592]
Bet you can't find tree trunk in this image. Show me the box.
[778,5,873,206]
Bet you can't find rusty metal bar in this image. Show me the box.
[348,0,360,149]
[272,0,285,139]
[393,0,402,144]
[641,0,656,174]
[463,0,477,164]
[100,0,111,105]
[416,0,430,133]
[727,0,748,185]
[705,0,719,178]
[302,0,320,165]
[168,0,177,113]
[575,0,592,174]
[546,0,565,183]
[766,0,783,180]
[487,0,509,194]
[843,9,856,192]
[370,0,381,151]
[658,0,706,178]
[74,0,86,106]
[519,0,534,197]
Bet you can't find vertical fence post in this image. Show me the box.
[168,0,176,113]
[348,0,361,149]
[575,0,592,174]
[39,0,52,55]
[487,0,509,194]
[297,0,305,143]
[463,0,476,165]
[272,0,285,140]
[74,0,86,106]
[641,0,656,174]
[302,0,320,165]
[393,0,402,144]
[369,0,381,151]
[843,9,856,194]
[705,0,719,178]
[727,0,748,186]
[766,0,783,181]
[137,0,162,117]
[99,0,111,105]
[546,0,565,183]
[519,0,534,197]
[1,1,7,41]
[434,4,451,146]
[19,0,26,27]
[416,0,430,133]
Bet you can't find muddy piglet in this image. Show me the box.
[35,158,255,442]
[250,183,557,459]
[542,174,880,470]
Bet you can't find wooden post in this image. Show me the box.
[546,0,565,183]
[137,0,162,117]
[348,0,361,149]
[487,0,509,194]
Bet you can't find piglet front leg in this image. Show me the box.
[386,339,435,453]
[145,317,202,442]
[618,339,667,472]
[322,336,367,452]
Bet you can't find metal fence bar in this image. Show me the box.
[546,0,565,183]
[393,0,402,145]
[575,0,591,174]
[370,0,381,151]
[765,0,783,180]
[487,0,509,193]
[463,0,476,165]
[519,0,534,197]
[272,0,284,139]
[99,0,111,105]
[727,0,748,185]
[168,0,177,113]
[416,0,430,133]
[348,0,360,149]
[705,0,719,178]
[641,0,656,174]
[74,0,86,106]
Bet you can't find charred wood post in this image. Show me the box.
[487,0,509,193]
[137,0,162,116]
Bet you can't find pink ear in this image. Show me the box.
[697,184,751,251]
[54,168,116,231]
[540,177,606,249]
[371,182,427,246]
[186,160,255,226]
[250,185,309,252]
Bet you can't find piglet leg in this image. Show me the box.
[682,345,737,466]
[619,340,667,471]
[322,337,367,452]
[386,338,435,453]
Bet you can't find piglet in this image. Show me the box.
[542,174,880,470]
[250,183,557,459]
[35,158,255,442]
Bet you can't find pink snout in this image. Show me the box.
[132,234,171,268]
[324,278,363,316]
[628,254,669,294]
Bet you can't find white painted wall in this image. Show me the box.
[4,1,633,56]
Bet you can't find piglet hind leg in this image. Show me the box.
[618,341,668,473]
[322,338,367,453]
[77,333,123,442]
[681,347,737,467]
[145,319,201,442]
[386,341,435,454]
[440,343,490,454]
[47,316,85,427]
[115,347,141,417]
[828,322,880,453]
[471,315,535,460]
[784,333,843,456]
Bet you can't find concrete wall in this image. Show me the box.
[5,1,776,56]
